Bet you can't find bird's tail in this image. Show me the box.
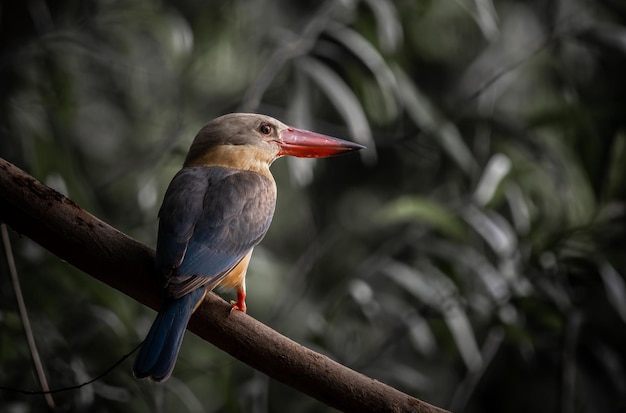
[132,288,206,382]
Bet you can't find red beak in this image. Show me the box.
[277,127,365,158]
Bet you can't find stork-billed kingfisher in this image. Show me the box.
[132,113,364,381]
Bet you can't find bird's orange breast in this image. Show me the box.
[218,250,253,291]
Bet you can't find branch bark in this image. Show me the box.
[0,157,449,413]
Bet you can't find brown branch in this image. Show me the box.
[0,157,449,413]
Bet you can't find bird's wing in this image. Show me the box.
[156,166,276,299]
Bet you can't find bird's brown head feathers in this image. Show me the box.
[184,113,364,173]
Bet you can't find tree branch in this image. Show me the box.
[0,157,449,413]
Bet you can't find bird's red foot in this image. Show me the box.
[230,289,247,313]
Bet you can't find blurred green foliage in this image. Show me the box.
[1,0,626,412]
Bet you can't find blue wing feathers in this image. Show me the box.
[134,166,276,381]
[155,168,212,271]
[159,167,275,293]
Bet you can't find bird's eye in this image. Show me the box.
[259,124,273,135]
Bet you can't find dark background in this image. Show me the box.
[1,0,625,412]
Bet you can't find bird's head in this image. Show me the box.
[183,113,364,172]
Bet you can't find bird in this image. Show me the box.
[132,113,364,382]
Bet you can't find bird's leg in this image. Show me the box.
[230,281,247,313]
[230,288,247,313]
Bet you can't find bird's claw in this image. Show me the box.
[229,300,246,314]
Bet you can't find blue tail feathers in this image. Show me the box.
[133,288,206,382]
